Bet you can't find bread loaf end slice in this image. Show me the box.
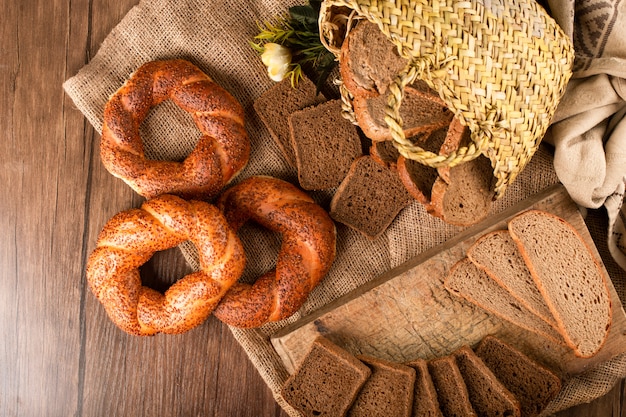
[508,210,612,358]
[428,119,495,226]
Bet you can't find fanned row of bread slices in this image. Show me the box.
[282,335,562,417]
[444,209,612,358]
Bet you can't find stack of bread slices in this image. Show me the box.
[445,209,612,358]
[282,334,562,417]
[254,74,414,240]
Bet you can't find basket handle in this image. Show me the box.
[385,62,489,168]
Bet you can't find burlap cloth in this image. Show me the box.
[64,0,626,414]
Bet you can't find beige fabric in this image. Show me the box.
[544,0,626,271]
[63,0,626,415]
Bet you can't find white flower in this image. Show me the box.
[261,43,292,82]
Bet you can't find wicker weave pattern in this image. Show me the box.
[320,0,574,197]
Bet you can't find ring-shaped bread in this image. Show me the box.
[100,59,250,199]
[212,176,337,328]
[86,194,246,336]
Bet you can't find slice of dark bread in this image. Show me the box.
[353,86,453,142]
[453,345,521,417]
[444,258,565,344]
[397,127,449,208]
[409,79,442,97]
[428,355,477,417]
[281,336,371,417]
[370,140,400,170]
[467,230,558,329]
[254,75,326,167]
[427,154,495,226]
[435,117,467,184]
[348,355,416,417]
[289,99,363,190]
[405,358,443,417]
[508,210,612,358]
[475,335,562,417]
[340,20,408,98]
[428,118,495,226]
[330,156,413,240]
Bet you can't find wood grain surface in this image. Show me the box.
[0,0,623,416]
[272,185,626,380]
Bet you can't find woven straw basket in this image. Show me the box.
[319,0,574,198]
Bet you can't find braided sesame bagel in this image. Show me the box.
[212,176,337,328]
[86,194,245,336]
[101,59,250,200]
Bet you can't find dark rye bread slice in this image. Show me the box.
[475,335,562,417]
[330,156,413,240]
[289,99,363,190]
[467,230,558,329]
[508,210,612,358]
[444,258,565,345]
[348,355,416,417]
[254,75,326,167]
[404,358,443,417]
[369,140,400,170]
[427,153,495,226]
[428,118,495,226]
[352,86,453,142]
[281,336,371,417]
[340,20,408,98]
[428,355,477,417]
[435,117,467,184]
[397,126,450,208]
[452,345,521,417]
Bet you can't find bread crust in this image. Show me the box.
[369,140,399,170]
[453,345,521,417]
[282,337,372,416]
[467,230,559,330]
[213,176,337,327]
[508,210,612,358]
[396,155,436,209]
[444,258,566,344]
[352,87,451,142]
[86,194,246,336]
[475,335,562,417]
[428,119,494,225]
[101,59,250,199]
[330,156,412,240]
[339,21,408,98]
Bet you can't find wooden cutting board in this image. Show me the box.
[271,185,626,378]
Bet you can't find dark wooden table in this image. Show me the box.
[1,0,624,415]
